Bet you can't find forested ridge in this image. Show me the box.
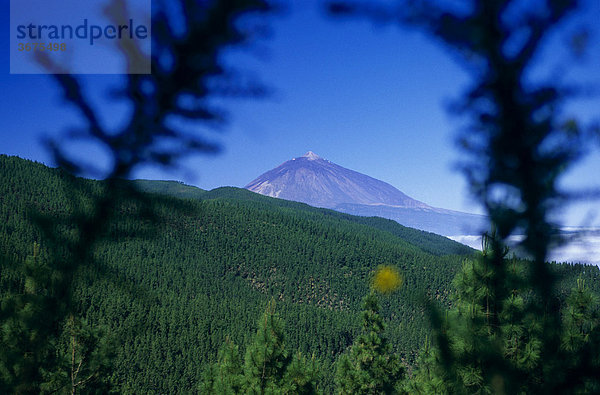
[1,155,599,393]
[134,180,475,257]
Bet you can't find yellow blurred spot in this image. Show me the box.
[372,266,403,294]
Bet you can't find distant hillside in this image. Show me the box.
[245,151,486,235]
[138,181,474,257]
[134,179,207,199]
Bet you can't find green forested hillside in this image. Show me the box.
[135,181,475,257]
[1,155,599,392]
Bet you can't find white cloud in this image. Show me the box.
[448,234,600,266]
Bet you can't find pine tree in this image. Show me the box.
[335,291,404,394]
[203,300,320,394]
[0,244,115,394]
[0,243,57,393]
[559,278,600,392]
[562,278,598,352]
[402,339,449,395]
[280,352,320,395]
[200,338,243,394]
[407,232,541,393]
[242,300,291,393]
[40,315,116,394]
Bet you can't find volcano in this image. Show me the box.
[245,152,485,236]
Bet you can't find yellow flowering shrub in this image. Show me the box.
[372,266,403,294]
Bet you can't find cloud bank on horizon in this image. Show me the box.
[449,233,600,267]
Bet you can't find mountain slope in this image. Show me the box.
[246,152,486,235]
[0,155,472,391]
[1,155,598,392]
[136,182,474,256]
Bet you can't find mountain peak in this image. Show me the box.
[245,153,430,210]
[244,153,486,236]
[302,151,321,160]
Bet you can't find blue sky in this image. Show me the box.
[1,0,599,227]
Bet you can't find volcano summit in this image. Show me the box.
[245,152,485,236]
[245,151,429,209]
